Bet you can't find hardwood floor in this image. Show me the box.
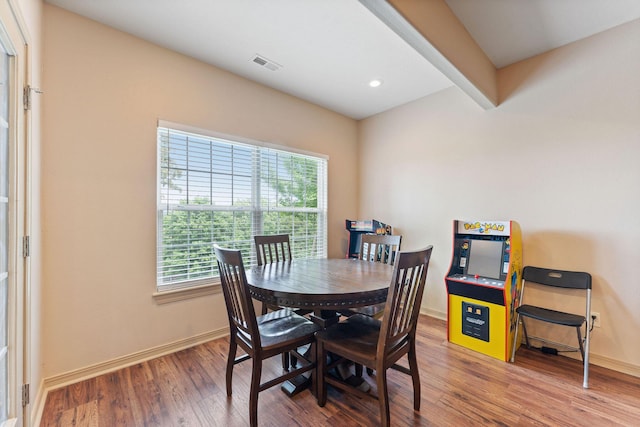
[40,316,640,426]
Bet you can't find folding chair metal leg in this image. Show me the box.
[575,327,585,361]
[583,288,592,389]
[583,331,590,388]
[521,320,531,348]
[576,325,590,388]
[510,313,521,363]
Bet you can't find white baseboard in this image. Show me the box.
[33,326,229,427]
[421,307,446,321]
[30,379,46,427]
[587,353,640,377]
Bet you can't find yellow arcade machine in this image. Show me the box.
[445,220,523,361]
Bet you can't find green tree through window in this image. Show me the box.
[157,125,327,289]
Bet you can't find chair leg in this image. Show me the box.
[408,342,421,411]
[521,319,532,348]
[226,340,237,396]
[583,324,591,389]
[376,367,391,427]
[261,301,268,315]
[282,352,290,371]
[575,326,585,361]
[249,357,262,427]
[317,341,327,407]
[355,363,363,377]
[310,342,317,397]
[510,312,521,362]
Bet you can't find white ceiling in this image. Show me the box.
[45,0,640,120]
[445,0,640,68]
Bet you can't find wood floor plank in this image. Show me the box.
[173,346,220,400]
[71,401,98,427]
[40,388,66,425]
[123,362,166,426]
[40,316,640,426]
[97,370,137,426]
[65,378,97,411]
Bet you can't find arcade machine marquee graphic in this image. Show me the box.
[445,220,523,361]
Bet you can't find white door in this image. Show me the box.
[0,43,11,425]
[0,2,29,425]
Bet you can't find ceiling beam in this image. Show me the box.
[360,0,498,109]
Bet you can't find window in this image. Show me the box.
[157,122,328,291]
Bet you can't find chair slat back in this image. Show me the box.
[523,266,592,290]
[359,234,402,265]
[214,245,259,347]
[379,246,433,351]
[254,234,292,266]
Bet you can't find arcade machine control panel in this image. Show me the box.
[447,236,511,288]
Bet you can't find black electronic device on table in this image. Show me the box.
[345,219,391,258]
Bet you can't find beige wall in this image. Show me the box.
[42,5,358,378]
[359,20,640,371]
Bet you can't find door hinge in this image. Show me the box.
[22,383,30,407]
[23,86,31,111]
[23,235,30,258]
[23,85,43,111]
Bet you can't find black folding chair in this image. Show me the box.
[510,266,593,388]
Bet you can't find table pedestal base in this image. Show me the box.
[310,310,340,328]
[281,372,312,396]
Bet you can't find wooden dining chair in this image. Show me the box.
[255,233,292,265]
[254,234,293,315]
[254,233,314,371]
[343,234,402,319]
[360,234,401,265]
[214,245,320,427]
[316,246,433,427]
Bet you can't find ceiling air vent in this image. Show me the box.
[252,54,282,71]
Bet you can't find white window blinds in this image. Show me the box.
[157,124,328,290]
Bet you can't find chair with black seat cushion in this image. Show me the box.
[214,245,320,427]
[316,246,433,427]
[346,234,402,377]
[254,234,311,370]
[343,234,402,319]
[510,266,593,388]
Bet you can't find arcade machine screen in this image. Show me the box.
[466,240,505,280]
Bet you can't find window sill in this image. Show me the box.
[153,281,222,304]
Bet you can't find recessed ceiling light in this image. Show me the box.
[369,79,383,88]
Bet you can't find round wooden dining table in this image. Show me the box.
[246,257,393,396]
[246,258,393,327]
